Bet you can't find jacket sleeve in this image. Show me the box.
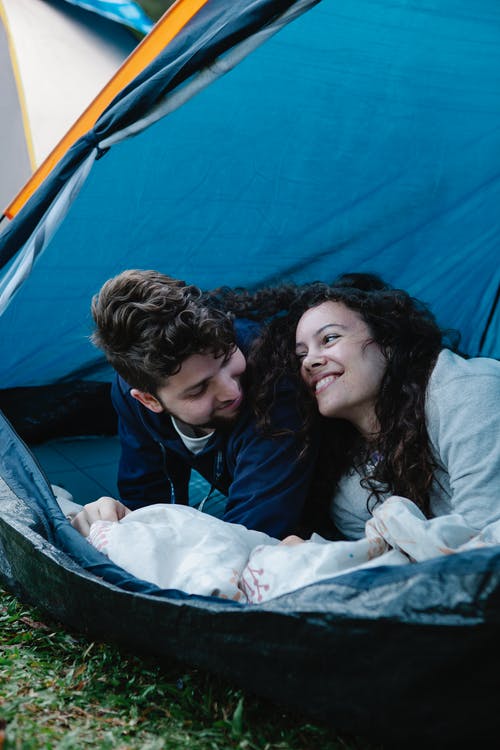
[222,383,318,539]
[112,378,190,509]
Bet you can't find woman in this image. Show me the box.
[251,274,500,540]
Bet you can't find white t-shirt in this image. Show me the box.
[171,416,214,455]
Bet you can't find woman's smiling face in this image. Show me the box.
[295,301,387,437]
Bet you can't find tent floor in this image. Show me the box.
[32,435,120,504]
[31,435,225,515]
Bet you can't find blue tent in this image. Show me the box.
[0,0,499,745]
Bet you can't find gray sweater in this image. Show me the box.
[330,349,500,539]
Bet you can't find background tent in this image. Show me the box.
[58,0,173,30]
[0,0,500,745]
[0,0,137,210]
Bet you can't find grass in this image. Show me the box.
[0,588,379,750]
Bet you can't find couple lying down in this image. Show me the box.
[66,269,500,602]
[76,496,500,604]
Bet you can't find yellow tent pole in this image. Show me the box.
[4,0,209,220]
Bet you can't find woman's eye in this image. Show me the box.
[323,334,338,345]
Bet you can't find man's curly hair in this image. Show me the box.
[91,270,236,394]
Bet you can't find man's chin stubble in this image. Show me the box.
[201,411,242,431]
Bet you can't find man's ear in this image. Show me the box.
[130,389,164,413]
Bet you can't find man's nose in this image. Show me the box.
[216,374,240,403]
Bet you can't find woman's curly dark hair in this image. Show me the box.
[247,273,460,522]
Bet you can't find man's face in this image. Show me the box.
[131,348,247,430]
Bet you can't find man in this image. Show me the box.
[72,269,316,539]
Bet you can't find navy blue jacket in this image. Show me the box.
[111,319,316,539]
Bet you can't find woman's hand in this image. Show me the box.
[71,496,130,537]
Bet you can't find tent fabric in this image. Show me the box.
[0,0,498,392]
[0,0,136,211]
[0,0,318,388]
[0,0,314,233]
[1,0,213,223]
[1,406,500,746]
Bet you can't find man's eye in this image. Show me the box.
[186,385,207,399]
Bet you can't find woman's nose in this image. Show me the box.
[302,351,326,370]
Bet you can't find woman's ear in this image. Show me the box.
[130,389,164,413]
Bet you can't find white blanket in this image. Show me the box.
[87,497,500,603]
